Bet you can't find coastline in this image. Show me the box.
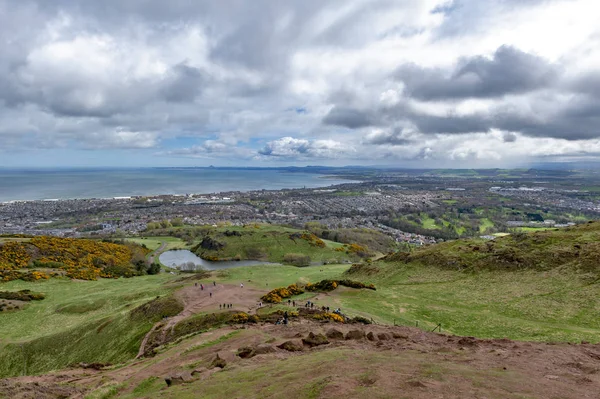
[0,168,358,203]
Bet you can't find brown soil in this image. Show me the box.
[137,282,266,357]
[3,282,600,398]
[4,319,600,398]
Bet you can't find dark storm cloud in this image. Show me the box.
[397,46,557,100]
[363,128,413,146]
[494,98,600,140]
[413,113,491,134]
[502,132,517,142]
[160,64,205,103]
[322,106,377,129]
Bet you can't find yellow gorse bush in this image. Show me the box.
[0,237,144,282]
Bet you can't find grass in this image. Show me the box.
[0,274,180,377]
[515,227,558,232]
[113,348,535,399]
[215,263,351,289]
[479,218,494,233]
[337,223,600,342]
[338,265,600,342]
[192,225,354,264]
[182,331,240,355]
[125,236,186,251]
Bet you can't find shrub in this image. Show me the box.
[261,284,305,303]
[305,279,375,292]
[0,290,45,301]
[311,312,344,323]
[283,253,311,267]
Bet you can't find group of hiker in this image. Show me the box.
[275,310,289,325]
[219,303,233,309]
[194,281,217,290]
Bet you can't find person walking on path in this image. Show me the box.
[240,283,244,288]
[210,292,212,298]
[213,281,216,286]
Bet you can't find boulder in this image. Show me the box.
[392,332,408,339]
[345,330,366,340]
[366,332,377,341]
[277,340,304,352]
[302,332,330,347]
[210,354,227,369]
[326,328,345,340]
[237,347,255,359]
[165,371,193,387]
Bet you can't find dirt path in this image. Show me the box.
[137,282,267,358]
[148,242,167,265]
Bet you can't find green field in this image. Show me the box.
[126,236,187,251]
[192,225,355,264]
[479,218,494,233]
[0,274,180,377]
[336,264,600,343]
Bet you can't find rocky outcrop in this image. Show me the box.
[326,328,345,340]
[302,332,330,347]
[278,340,304,352]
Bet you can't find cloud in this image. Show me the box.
[322,106,376,129]
[363,128,413,146]
[396,46,558,100]
[0,0,599,167]
[258,137,355,159]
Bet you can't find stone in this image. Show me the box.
[302,332,330,347]
[277,340,304,352]
[326,328,344,340]
[366,332,377,341]
[237,347,255,359]
[210,354,227,369]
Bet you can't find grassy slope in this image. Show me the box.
[0,274,180,377]
[193,225,353,263]
[337,223,600,342]
[117,348,530,399]
[125,236,187,251]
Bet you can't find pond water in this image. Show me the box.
[159,250,276,271]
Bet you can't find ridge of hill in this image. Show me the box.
[383,221,600,276]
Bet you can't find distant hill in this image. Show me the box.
[384,221,600,276]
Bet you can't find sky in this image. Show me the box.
[0,0,599,168]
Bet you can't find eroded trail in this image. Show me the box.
[137,282,267,358]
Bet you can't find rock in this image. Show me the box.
[544,375,559,380]
[191,367,206,376]
[237,346,255,359]
[345,330,366,340]
[302,332,330,347]
[377,333,392,341]
[210,354,227,369]
[200,236,225,251]
[254,344,276,355]
[277,340,304,352]
[392,332,408,339]
[326,328,345,340]
[165,372,193,387]
[366,332,377,341]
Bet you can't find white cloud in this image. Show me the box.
[0,0,598,166]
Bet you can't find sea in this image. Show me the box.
[0,168,352,203]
